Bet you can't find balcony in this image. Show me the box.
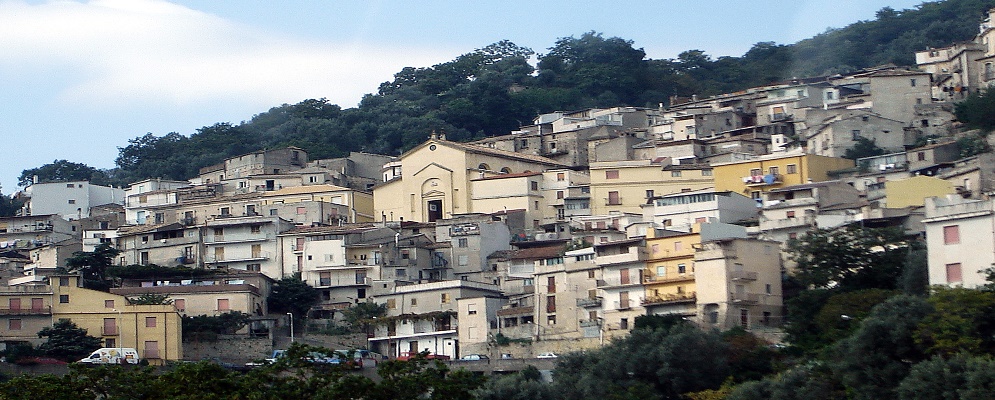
[0,306,51,315]
[642,292,696,306]
[576,297,603,308]
[644,274,694,284]
[614,300,632,310]
[731,292,761,304]
[181,217,197,226]
[579,319,602,328]
[743,174,782,187]
[771,113,792,122]
[759,215,817,231]
[313,276,372,288]
[203,251,271,264]
[730,271,758,281]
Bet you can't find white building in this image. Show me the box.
[923,195,995,288]
[21,181,124,221]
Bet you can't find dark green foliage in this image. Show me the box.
[0,190,23,217]
[268,273,319,323]
[722,328,779,383]
[18,159,117,187]
[126,293,173,305]
[64,243,121,291]
[814,289,898,346]
[897,354,995,400]
[956,87,995,132]
[784,289,835,352]
[915,287,995,356]
[830,295,933,400]
[726,364,844,400]
[0,343,484,399]
[182,311,251,340]
[843,137,886,160]
[900,248,930,296]
[475,365,555,400]
[956,131,992,158]
[340,301,387,333]
[633,313,687,331]
[787,226,914,291]
[553,324,730,400]
[37,320,104,362]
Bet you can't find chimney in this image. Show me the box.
[430,130,438,140]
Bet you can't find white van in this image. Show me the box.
[78,348,140,365]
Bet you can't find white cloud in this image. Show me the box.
[0,0,453,109]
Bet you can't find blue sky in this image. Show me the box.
[0,0,927,194]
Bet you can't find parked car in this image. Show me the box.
[536,352,558,359]
[460,354,489,361]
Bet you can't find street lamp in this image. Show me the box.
[112,308,123,363]
[287,313,294,343]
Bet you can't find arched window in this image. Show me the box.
[477,163,490,171]
[500,167,512,173]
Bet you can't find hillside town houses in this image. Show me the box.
[8,10,995,363]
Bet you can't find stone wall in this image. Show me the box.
[183,336,272,363]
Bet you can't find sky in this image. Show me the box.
[0,0,928,194]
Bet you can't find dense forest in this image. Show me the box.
[11,0,995,192]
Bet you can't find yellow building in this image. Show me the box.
[260,184,375,223]
[884,175,955,208]
[642,228,699,316]
[44,275,181,363]
[374,135,567,224]
[712,151,854,201]
[589,160,714,215]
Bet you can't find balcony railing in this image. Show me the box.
[731,292,761,304]
[576,297,603,308]
[641,292,696,306]
[0,306,51,315]
[579,319,602,328]
[643,274,694,284]
[614,300,632,310]
[743,174,782,186]
[729,271,758,281]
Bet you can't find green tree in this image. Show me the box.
[182,311,251,340]
[475,365,555,400]
[915,287,995,356]
[830,295,933,400]
[37,319,104,362]
[956,88,995,132]
[18,159,112,187]
[64,243,121,291]
[268,273,319,324]
[554,323,730,400]
[126,293,173,305]
[340,301,387,334]
[843,137,886,160]
[787,226,913,291]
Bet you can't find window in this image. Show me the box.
[531,181,539,191]
[269,209,278,216]
[103,318,117,335]
[943,225,960,244]
[607,191,620,205]
[620,318,629,330]
[588,270,595,278]
[547,315,556,325]
[297,207,307,215]
[786,164,797,174]
[546,296,556,313]
[674,241,683,251]
[59,295,69,303]
[146,316,157,328]
[105,300,114,308]
[671,170,682,177]
[441,293,450,303]
[68,199,76,204]
[386,299,396,309]
[557,190,564,199]
[788,232,798,240]
[786,211,796,218]
[651,243,660,253]
[605,170,619,179]
[702,169,713,176]
[556,172,565,181]
[410,298,417,306]
[457,255,469,266]
[852,130,861,140]
[246,263,261,272]
[678,264,687,274]
[768,166,779,176]
[457,238,468,248]
[8,319,21,330]
[946,263,962,283]
[105,338,116,348]
[750,168,762,176]
[250,225,261,234]
[220,207,230,216]
[547,276,556,293]
[144,341,159,359]
[174,299,185,312]
[217,299,230,311]
[910,78,917,87]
